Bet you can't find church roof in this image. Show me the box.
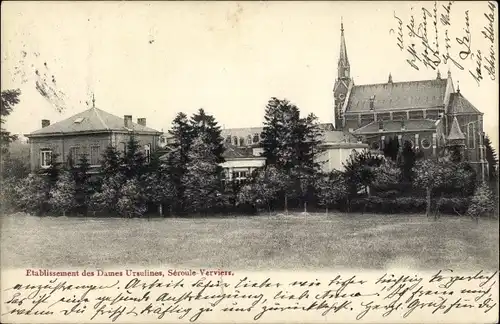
[27,106,160,137]
[447,116,466,140]
[353,119,437,134]
[448,92,482,115]
[345,78,448,112]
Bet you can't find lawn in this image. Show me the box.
[1,212,498,271]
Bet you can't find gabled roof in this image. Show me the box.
[353,119,438,135]
[345,78,448,112]
[448,92,482,115]
[447,116,466,140]
[27,107,160,137]
[222,144,259,159]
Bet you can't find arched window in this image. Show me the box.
[371,141,380,150]
[225,136,232,144]
[239,137,245,146]
[253,134,259,143]
[233,136,238,146]
[247,135,252,145]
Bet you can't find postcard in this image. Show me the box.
[1,1,498,323]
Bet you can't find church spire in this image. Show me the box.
[338,17,350,79]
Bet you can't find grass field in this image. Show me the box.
[1,212,498,271]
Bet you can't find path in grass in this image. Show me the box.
[1,212,498,271]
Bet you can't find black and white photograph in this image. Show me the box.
[1,1,498,323]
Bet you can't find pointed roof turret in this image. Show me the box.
[448,116,465,141]
[338,17,350,79]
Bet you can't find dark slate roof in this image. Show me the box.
[222,144,258,159]
[346,78,448,112]
[448,92,482,114]
[448,116,466,140]
[28,107,160,136]
[353,119,438,134]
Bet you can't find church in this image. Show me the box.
[332,22,487,180]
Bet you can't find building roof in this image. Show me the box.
[27,106,160,137]
[222,144,260,159]
[323,130,358,143]
[345,78,448,112]
[448,116,466,140]
[353,119,438,135]
[448,92,482,115]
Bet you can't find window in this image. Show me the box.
[239,137,245,146]
[232,171,248,185]
[225,136,232,144]
[253,134,260,143]
[247,135,252,145]
[73,117,85,124]
[233,136,238,146]
[144,144,151,163]
[69,146,81,164]
[421,138,431,149]
[122,142,127,154]
[467,123,475,149]
[40,149,52,168]
[90,146,100,166]
[371,141,380,150]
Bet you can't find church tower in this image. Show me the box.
[333,18,353,130]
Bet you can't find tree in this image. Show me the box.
[316,171,348,214]
[383,136,399,162]
[116,178,147,218]
[182,135,222,214]
[142,152,175,216]
[13,173,50,216]
[343,149,383,197]
[238,166,290,214]
[190,108,225,163]
[166,112,195,213]
[0,89,21,154]
[372,159,402,190]
[72,154,91,215]
[414,159,452,218]
[121,134,146,178]
[90,173,125,215]
[467,182,495,222]
[260,97,325,210]
[484,135,498,182]
[398,140,418,183]
[49,170,77,216]
[101,145,121,176]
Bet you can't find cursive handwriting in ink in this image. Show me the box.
[482,1,496,80]
[394,12,404,50]
[456,10,472,60]
[440,1,453,26]
[469,49,483,85]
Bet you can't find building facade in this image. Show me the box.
[332,22,487,179]
[25,101,162,172]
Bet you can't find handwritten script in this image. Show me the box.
[392,1,496,85]
[1,269,498,323]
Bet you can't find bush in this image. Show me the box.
[467,183,496,219]
[348,196,426,214]
[12,173,50,216]
[436,197,469,215]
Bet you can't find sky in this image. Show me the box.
[1,1,498,148]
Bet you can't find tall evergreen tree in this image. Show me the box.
[181,135,222,214]
[484,135,498,181]
[101,145,121,176]
[166,112,194,213]
[0,89,21,156]
[122,134,146,178]
[190,108,225,163]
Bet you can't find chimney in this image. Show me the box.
[137,118,146,126]
[124,115,132,128]
[42,119,50,128]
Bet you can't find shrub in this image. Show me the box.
[467,183,496,219]
[436,197,469,215]
[49,170,77,216]
[13,173,50,216]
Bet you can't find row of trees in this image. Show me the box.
[1,91,498,219]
